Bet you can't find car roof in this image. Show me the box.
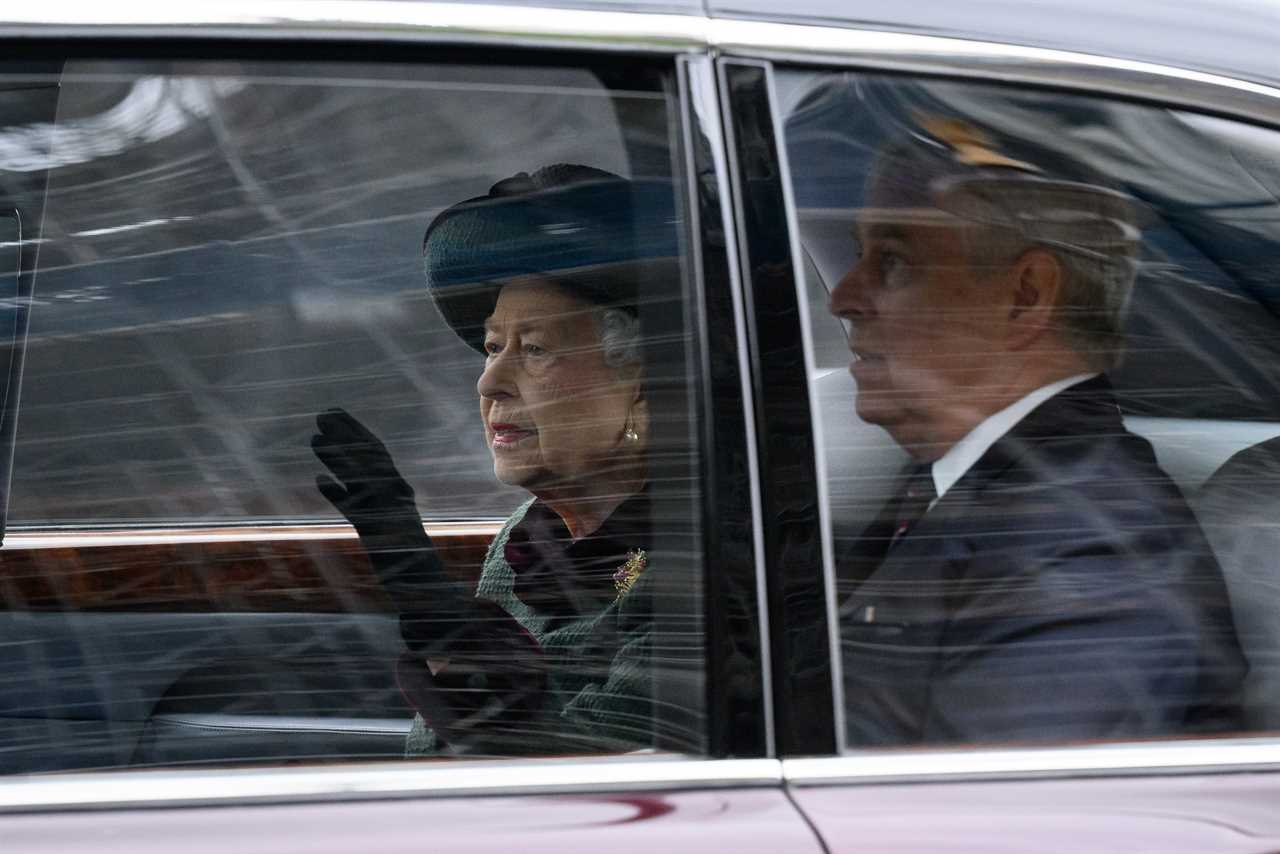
[359,0,1280,91]
[711,0,1280,90]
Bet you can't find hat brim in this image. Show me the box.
[432,257,681,354]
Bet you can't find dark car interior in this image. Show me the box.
[786,73,1280,733]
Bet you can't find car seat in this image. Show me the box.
[1195,437,1280,731]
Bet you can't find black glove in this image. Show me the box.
[312,408,469,651]
[396,600,548,752]
[312,408,431,556]
[312,408,549,743]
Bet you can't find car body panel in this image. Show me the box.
[792,771,1280,853]
[1,788,823,853]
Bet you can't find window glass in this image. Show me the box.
[777,69,1280,746]
[0,59,705,772]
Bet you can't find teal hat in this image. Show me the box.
[422,164,680,353]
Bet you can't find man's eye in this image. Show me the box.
[881,253,910,289]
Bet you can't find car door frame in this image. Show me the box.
[0,3,783,817]
[708,12,1280,828]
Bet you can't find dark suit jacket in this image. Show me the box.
[839,376,1246,746]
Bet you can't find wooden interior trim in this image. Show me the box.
[0,522,503,613]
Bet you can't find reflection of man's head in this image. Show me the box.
[828,117,1142,458]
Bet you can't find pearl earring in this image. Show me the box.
[624,417,639,443]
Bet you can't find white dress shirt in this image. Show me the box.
[929,373,1099,507]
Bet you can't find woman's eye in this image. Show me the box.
[523,343,549,358]
[483,340,502,356]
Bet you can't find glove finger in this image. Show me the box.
[315,428,402,482]
[317,408,386,451]
[315,473,350,510]
[395,654,463,737]
[313,435,401,491]
[311,433,366,483]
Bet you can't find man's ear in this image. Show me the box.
[1006,247,1062,348]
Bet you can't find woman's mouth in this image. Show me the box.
[490,423,535,448]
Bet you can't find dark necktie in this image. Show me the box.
[838,462,937,592]
[890,463,937,546]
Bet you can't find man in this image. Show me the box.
[830,117,1245,746]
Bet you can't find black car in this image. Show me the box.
[1,2,1280,850]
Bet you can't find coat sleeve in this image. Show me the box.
[400,574,661,757]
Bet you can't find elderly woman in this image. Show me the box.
[313,165,677,756]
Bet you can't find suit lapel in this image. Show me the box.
[842,375,1126,593]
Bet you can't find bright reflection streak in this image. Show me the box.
[72,217,194,238]
[0,77,246,172]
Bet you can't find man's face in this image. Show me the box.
[828,214,1014,457]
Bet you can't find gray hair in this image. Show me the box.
[963,193,1139,372]
[594,307,643,371]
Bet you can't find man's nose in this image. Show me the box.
[476,348,517,399]
[828,259,874,321]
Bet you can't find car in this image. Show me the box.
[1,1,1280,850]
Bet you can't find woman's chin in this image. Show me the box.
[492,459,543,490]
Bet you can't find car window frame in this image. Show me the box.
[0,17,774,809]
[717,20,1280,784]
[6,0,1280,814]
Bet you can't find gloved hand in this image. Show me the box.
[312,408,549,744]
[312,408,431,553]
[312,408,466,644]
[396,600,548,751]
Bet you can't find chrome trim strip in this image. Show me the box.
[0,757,782,813]
[148,713,412,736]
[710,19,1280,125]
[784,739,1280,786]
[0,1,708,52]
[1,521,503,549]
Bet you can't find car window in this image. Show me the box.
[0,57,708,772]
[776,69,1280,747]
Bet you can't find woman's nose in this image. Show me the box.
[476,348,517,399]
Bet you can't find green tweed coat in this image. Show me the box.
[405,498,654,756]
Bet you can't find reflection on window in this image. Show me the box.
[0,61,704,773]
[779,71,1279,746]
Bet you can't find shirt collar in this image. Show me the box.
[930,373,1098,504]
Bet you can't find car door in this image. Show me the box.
[711,12,1280,852]
[0,8,825,851]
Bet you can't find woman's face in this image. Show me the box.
[477,278,642,495]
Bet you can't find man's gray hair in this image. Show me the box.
[865,133,1142,372]
[963,188,1139,372]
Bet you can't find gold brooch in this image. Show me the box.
[612,549,647,598]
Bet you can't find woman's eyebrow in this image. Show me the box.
[483,317,553,336]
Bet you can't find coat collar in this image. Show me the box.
[946,373,1125,497]
[502,487,652,619]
